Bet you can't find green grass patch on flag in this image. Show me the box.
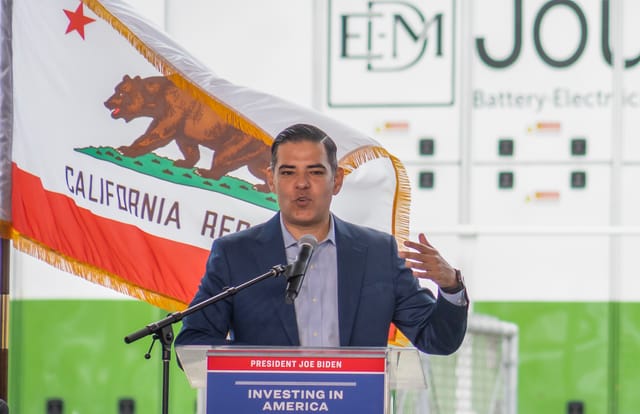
[76,146,278,211]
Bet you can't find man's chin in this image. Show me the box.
[284,213,329,231]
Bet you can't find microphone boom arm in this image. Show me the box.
[123,263,289,414]
[124,263,289,344]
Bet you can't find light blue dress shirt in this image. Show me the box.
[281,216,340,347]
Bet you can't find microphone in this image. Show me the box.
[285,234,318,304]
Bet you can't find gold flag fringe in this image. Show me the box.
[82,0,273,147]
[339,145,411,245]
[6,227,187,312]
[340,146,412,349]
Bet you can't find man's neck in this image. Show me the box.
[284,216,332,241]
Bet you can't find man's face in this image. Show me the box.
[267,140,344,238]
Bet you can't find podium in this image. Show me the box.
[176,346,427,414]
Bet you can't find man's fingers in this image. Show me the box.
[401,250,434,263]
[404,258,428,271]
[403,239,432,253]
[419,233,434,248]
[412,270,430,280]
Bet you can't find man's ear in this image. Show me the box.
[267,166,276,193]
[332,167,345,195]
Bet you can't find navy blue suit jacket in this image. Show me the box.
[175,213,467,355]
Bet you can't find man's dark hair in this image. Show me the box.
[271,124,338,173]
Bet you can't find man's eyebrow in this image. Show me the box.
[306,164,327,170]
[277,163,327,170]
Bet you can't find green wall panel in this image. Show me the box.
[475,301,640,414]
[617,303,640,414]
[9,300,197,414]
[8,299,640,413]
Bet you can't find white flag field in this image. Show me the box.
[1,0,411,311]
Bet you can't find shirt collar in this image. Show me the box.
[280,214,336,248]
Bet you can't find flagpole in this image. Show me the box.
[0,0,13,404]
[0,239,8,401]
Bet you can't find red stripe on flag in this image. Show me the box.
[11,163,208,307]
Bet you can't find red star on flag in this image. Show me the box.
[63,2,96,40]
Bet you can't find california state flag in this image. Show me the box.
[5,0,410,311]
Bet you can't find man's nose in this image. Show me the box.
[295,174,310,188]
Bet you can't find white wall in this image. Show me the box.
[13,0,640,304]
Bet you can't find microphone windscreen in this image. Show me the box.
[299,234,318,248]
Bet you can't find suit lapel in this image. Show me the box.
[335,218,367,346]
[255,213,300,345]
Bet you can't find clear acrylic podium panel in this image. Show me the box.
[176,345,427,390]
[175,345,427,391]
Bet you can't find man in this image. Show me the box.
[175,124,468,354]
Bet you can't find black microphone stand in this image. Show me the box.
[123,264,289,414]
